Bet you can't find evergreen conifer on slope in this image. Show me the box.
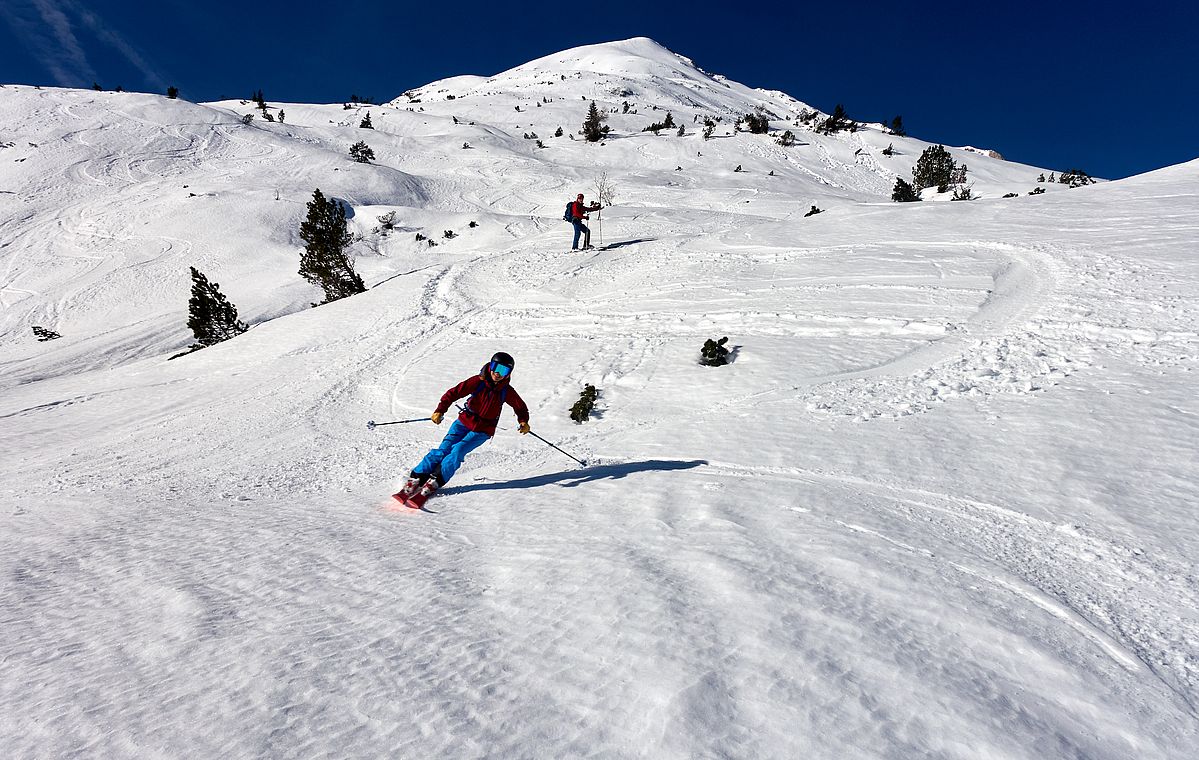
[912,145,957,192]
[891,177,921,203]
[298,189,365,304]
[187,267,248,347]
[582,101,604,142]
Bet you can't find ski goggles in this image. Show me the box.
[489,361,512,377]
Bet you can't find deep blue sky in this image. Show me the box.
[4,0,1196,179]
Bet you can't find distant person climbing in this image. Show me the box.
[564,193,601,250]
[394,352,531,508]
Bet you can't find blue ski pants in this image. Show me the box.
[415,420,491,484]
[571,219,591,249]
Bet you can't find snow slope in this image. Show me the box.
[2,39,1198,759]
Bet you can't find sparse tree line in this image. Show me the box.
[176,188,481,357]
[889,145,1094,203]
[47,84,1097,351]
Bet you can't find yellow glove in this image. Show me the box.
[431,412,444,424]
[518,421,531,435]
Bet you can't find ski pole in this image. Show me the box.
[367,418,428,430]
[529,431,588,468]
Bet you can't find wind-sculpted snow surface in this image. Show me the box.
[2,40,1199,759]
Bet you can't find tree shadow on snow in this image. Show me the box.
[442,459,707,496]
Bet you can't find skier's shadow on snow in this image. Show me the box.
[599,237,655,251]
[443,459,706,497]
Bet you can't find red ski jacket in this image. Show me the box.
[569,200,599,220]
[435,368,529,436]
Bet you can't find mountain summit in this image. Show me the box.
[397,37,812,121]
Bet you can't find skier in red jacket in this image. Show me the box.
[395,351,531,507]
[567,193,602,250]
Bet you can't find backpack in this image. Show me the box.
[563,201,574,223]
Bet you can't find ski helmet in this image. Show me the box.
[489,351,515,376]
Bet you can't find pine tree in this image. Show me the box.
[582,101,604,142]
[186,267,247,348]
[359,112,373,129]
[817,104,855,135]
[891,177,921,202]
[912,145,957,192]
[702,117,716,140]
[298,189,365,304]
[889,115,905,136]
[349,141,375,163]
[167,86,179,99]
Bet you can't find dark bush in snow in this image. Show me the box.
[569,384,599,423]
[32,326,61,341]
[1059,169,1096,187]
[744,112,769,134]
[700,337,730,366]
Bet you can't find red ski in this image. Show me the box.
[393,477,439,510]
